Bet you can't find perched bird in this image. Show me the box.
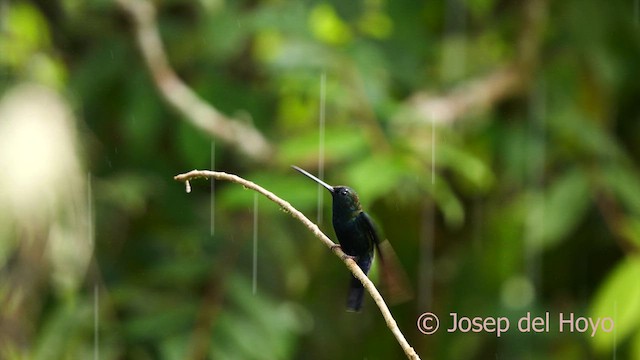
[292,165,410,312]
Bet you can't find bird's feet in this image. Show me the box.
[330,244,342,251]
[331,244,358,261]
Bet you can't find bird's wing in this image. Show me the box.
[359,212,413,305]
[359,211,383,246]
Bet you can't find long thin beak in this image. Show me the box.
[291,165,334,192]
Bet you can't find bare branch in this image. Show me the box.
[174,169,421,360]
[405,0,547,125]
[408,65,524,125]
[116,0,273,162]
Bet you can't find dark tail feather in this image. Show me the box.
[346,253,373,312]
[346,275,365,312]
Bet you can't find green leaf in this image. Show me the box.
[431,176,465,227]
[550,108,621,160]
[436,142,494,191]
[416,173,465,227]
[122,72,164,157]
[1,3,51,67]
[601,164,640,216]
[346,153,411,203]
[527,168,591,251]
[619,216,640,248]
[123,302,197,341]
[160,334,190,360]
[357,10,393,39]
[633,330,640,360]
[210,274,306,360]
[201,7,250,61]
[277,127,367,165]
[466,0,496,18]
[34,301,92,360]
[177,120,211,168]
[589,256,640,352]
[95,173,157,215]
[308,3,352,45]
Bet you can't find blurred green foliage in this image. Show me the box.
[1,0,640,359]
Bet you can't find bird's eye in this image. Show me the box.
[340,189,349,196]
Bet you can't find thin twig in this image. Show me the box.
[174,169,421,360]
[116,0,273,162]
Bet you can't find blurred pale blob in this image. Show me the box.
[501,275,535,310]
[0,83,92,295]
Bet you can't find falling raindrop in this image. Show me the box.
[518,80,546,356]
[88,172,99,360]
[94,283,99,360]
[472,198,484,254]
[87,171,94,243]
[525,80,546,283]
[252,193,258,295]
[431,119,436,185]
[613,301,618,358]
[210,141,216,237]
[317,72,327,225]
[418,201,434,310]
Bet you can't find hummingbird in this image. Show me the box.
[292,165,411,312]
